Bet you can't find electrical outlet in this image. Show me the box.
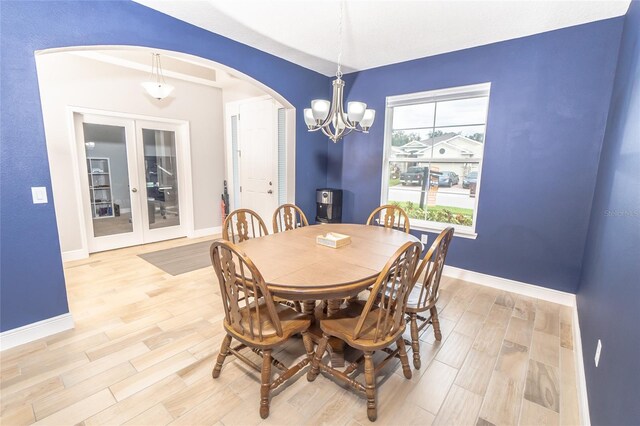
[421,234,429,244]
[595,339,602,367]
[31,187,48,204]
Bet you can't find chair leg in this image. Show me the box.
[307,333,329,382]
[260,349,272,419]
[397,338,412,380]
[430,306,442,341]
[364,351,377,422]
[212,334,232,378]
[301,331,314,359]
[409,313,421,369]
[293,301,302,312]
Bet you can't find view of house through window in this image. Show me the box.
[382,83,490,235]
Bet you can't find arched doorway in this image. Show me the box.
[35,45,296,259]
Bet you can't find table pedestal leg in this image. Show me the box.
[327,299,342,317]
[326,299,346,368]
[302,300,316,316]
[305,298,348,368]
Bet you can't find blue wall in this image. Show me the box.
[332,19,624,292]
[576,2,640,424]
[0,0,330,332]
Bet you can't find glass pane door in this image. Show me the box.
[141,128,180,230]
[83,123,135,238]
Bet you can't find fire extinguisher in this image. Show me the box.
[221,180,230,222]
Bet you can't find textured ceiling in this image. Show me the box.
[134,0,630,76]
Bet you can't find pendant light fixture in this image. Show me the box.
[304,1,375,143]
[141,53,174,100]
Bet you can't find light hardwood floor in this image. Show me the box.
[0,236,580,425]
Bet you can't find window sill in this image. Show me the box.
[411,223,478,240]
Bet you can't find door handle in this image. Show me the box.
[131,188,138,193]
[267,190,273,194]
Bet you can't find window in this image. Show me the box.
[381,83,490,238]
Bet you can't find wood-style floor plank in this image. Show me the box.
[433,385,483,426]
[519,399,559,425]
[455,349,497,395]
[32,389,115,426]
[523,360,560,413]
[478,371,524,426]
[434,332,474,369]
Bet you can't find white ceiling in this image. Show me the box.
[134,0,630,76]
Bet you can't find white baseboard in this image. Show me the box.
[188,226,222,239]
[0,313,74,351]
[62,248,89,262]
[572,306,591,425]
[442,265,576,307]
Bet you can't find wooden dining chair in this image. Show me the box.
[210,240,314,419]
[307,241,422,422]
[366,204,411,233]
[222,208,268,243]
[406,227,454,369]
[272,203,309,233]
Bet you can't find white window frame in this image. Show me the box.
[380,82,491,239]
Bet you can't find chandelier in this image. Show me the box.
[303,2,375,143]
[141,53,174,100]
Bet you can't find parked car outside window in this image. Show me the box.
[462,171,478,189]
[438,171,459,187]
[400,166,427,186]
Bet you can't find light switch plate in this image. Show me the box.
[421,234,429,244]
[595,339,602,367]
[31,187,48,204]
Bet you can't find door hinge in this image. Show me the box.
[237,150,241,158]
[239,186,242,193]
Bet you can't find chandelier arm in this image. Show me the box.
[341,111,357,129]
[332,78,356,130]
[318,78,342,128]
[334,125,348,141]
[320,126,335,139]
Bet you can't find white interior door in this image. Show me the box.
[135,120,186,243]
[238,98,278,230]
[78,113,144,252]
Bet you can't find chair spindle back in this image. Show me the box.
[366,205,411,234]
[223,209,269,243]
[272,204,309,233]
[354,241,422,342]
[211,240,282,341]
[412,227,454,310]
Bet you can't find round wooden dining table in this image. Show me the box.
[235,223,420,366]
[236,223,420,300]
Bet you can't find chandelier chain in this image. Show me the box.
[336,0,344,78]
[157,54,167,84]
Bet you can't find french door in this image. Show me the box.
[77,113,186,253]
